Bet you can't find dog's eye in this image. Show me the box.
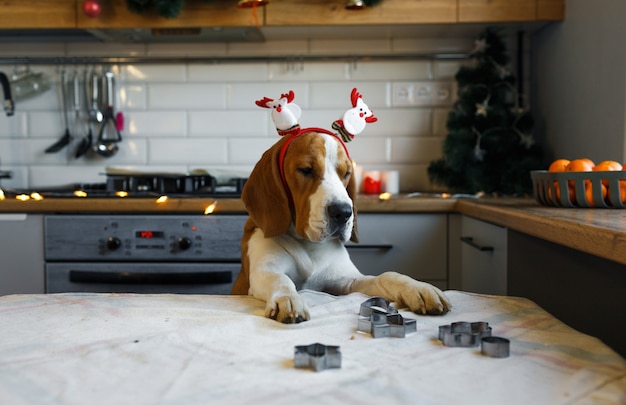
[297,167,314,177]
[343,171,352,180]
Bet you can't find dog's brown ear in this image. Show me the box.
[347,167,359,243]
[242,140,292,238]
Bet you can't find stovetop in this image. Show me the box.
[3,173,247,198]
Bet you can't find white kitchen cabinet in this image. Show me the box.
[0,214,45,295]
[453,215,507,295]
[346,213,448,290]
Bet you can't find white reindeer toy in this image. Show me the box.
[255,90,302,137]
[332,87,377,142]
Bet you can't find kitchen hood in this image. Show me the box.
[0,27,265,43]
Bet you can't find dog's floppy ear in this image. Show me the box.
[242,139,292,238]
[347,166,359,243]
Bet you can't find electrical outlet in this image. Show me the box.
[431,82,453,106]
[392,82,453,106]
[392,82,433,106]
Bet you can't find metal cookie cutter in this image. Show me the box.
[359,296,398,317]
[438,321,492,347]
[358,312,417,338]
[357,297,415,338]
[294,343,341,372]
[481,336,510,358]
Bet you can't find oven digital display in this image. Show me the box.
[135,231,165,239]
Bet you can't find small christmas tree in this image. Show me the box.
[428,28,544,195]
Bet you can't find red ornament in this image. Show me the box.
[82,0,102,18]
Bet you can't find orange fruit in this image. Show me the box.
[548,159,570,172]
[606,181,626,205]
[566,158,595,172]
[547,180,575,204]
[593,160,622,171]
[593,160,623,187]
[584,182,607,207]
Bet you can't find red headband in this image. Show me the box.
[278,127,352,209]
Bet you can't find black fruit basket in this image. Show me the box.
[531,170,626,208]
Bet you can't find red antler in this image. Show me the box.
[280,90,295,103]
[255,96,274,108]
[350,88,362,107]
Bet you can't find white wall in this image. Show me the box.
[532,0,626,163]
[0,37,477,192]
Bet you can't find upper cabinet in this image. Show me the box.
[0,0,565,30]
[76,0,254,28]
[458,0,565,22]
[265,0,457,25]
[0,0,76,29]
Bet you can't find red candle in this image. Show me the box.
[363,172,382,194]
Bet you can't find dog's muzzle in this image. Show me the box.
[327,202,353,237]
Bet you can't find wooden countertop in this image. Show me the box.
[1,194,624,265]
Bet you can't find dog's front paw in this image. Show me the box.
[403,280,451,315]
[374,272,451,315]
[265,294,310,324]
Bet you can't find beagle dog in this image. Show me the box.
[232,129,450,323]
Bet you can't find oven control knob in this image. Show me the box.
[106,237,122,251]
[177,237,192,251]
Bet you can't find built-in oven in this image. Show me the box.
[45,215,248,294]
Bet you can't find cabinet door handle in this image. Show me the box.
[460,237,494,252]
[345,244,393,251]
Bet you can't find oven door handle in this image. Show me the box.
[69,270,232,285]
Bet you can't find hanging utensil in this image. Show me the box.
[93,70,122,158]
[74,70,92,159]
[86,69,103,123]
[45,70,72,153]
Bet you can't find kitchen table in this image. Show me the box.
[0,290,624,404]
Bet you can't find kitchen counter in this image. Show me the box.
[1,195,624,265]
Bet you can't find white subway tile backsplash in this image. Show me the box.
[29,165,105,187]
[189,63,268,82]
[149,138,228,165]
[229,82,309,109]
[148,83,227,109]
[390,137,443,164]
[0,113,28,138]
[124,111,187,136]
[121,64,187,82]
[310,82,387,109]
[118,84,147,110]
[1,38,465,192]
[364,109,432,138]
[268,61,348,82]
[27,112,64,138]
[228,137,279,165]
[350,61,432,81]
[189,111,268,137]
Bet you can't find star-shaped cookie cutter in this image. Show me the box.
[438,321,492,347]
[359,296,398,317]
[294,343,342,372]
[357,297,416,338]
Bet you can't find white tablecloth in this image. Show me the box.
[0,290,624,404]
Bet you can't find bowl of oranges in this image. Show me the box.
[531,159,626,208]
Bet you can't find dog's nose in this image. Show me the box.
[327,202,352,227]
